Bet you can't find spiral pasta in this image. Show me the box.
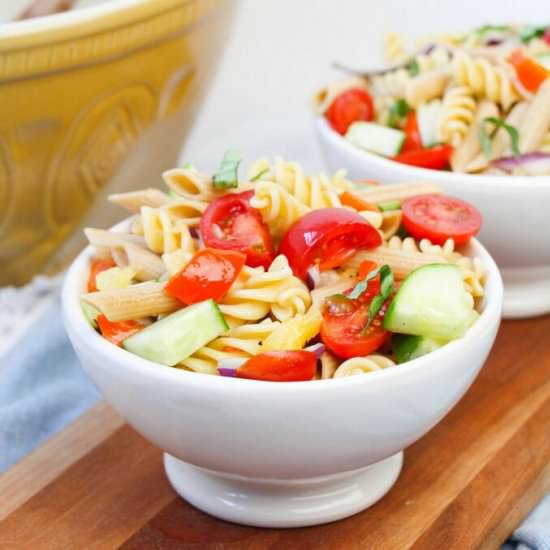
[415,46,453,74]
[438,85,477,146]
[219,255,311,323]
[333,355,396,377]
[453,51,520,110]
[370,68,411,99]
[180,319,281,375]
[250,180,310,237]
[384,32,409,64]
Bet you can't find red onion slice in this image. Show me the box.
[305,343,326,358]
[491,152,550,175]
[217,358,247,377]
[306,265,321,289]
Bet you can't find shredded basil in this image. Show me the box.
[519,25,547,43]
[212,149,241,189]
[479,117,520,158]
[475,24,510,37]
[408,59,420,77]
[250,168,269,182]
[347,266,382,300]
[387,99,411,128]
[363,265,393,332]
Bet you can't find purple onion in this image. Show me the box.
[485,38,504,46]
[491,152,550,175]
[217,358,247,377]
[305,343,326,358]
[189,226,200,239]
[306,265,321,289]
[421,43,436,55]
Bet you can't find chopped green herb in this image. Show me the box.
[212,149,241,189]
[250,168,269,182]
[387,99,411,128]
[378,199,401,212]
[519,25,547,43]
[408,59,420,77]
[479,117,520,158]
[347,265,382,300]
[475,24,510,36]
[363,265,393,333]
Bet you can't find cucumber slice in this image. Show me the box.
[123,299,228,366]
[345,122,405,157]
[417,100,443,147]
[383,264,478,341]
[535,52,550,71]
[378,199,401,212]
[392,334,447,364]
[81,302,99,329]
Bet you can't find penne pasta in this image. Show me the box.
[84,228,146,249]
[108,188,170,213]
[518,79,550,153]
[405,71,451,109]
[355,181,443,203]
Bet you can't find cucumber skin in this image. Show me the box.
[345,122,405,157]
[392,334,447,364]
[383,264,479,341]
[123,299,228,367]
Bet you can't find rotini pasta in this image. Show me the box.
[438,85,477,146]
[333,355,396,377]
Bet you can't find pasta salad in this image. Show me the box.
[317,24,550,176]
[81,152,487,382]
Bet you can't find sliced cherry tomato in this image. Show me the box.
[87,258,116,292]
[402,111,422,152]
[509,49,550,92]
[165,248,246,305]
[236,350,317,381]
[544,28,550,46]
[402,195,482,246]
[321,299,389,359]
[326,88,375,135]
[279,208,382,280]
[393,144,453,170]
[358,260,378,280]
[340,191,380,212]
[97,315,143,346]
[200,190,274,269]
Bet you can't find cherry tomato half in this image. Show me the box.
[237,350,317,381]
[393,144,453,170]
[402,195,482,246]
[97,315,143,346]
[544,28,550,46]
[279,208,383,280]
[321,299,389,359]
[200,190,274,269]
[87,258,116,292]
[326,88,375,135]
[165,248,246,305]
[509,49,550,92]
[401,111,422,152]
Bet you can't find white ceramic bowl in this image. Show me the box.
[316,117,550,319]
[62,222,502,527]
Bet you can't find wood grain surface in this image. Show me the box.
[1,317,549,549]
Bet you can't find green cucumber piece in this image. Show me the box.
[417,100,443,148]
[123,299,228,366]
[392,334,447,364]
[383,264,478,341]
[378,199,401,212]
[81,302,99,329]
[535,52,550,71]
[345,122,405,157]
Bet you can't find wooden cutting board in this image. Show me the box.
[1,316,549,550]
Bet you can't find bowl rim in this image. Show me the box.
[62,218,503,394]
[315,116,550,190]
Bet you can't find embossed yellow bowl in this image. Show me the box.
[0,0,236,286]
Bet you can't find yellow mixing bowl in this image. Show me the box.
[0,0,236,285]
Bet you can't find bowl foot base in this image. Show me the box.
[164,451,403,528]
[502,266,550,319]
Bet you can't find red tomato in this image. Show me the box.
[165,248,246,305]
[87,258,116,292]
[326,88,375,135]
[358,260,378,280]
[393,145,453,170]
[402,111,422,152]
[509,49,550,92]
[544,28,550,46]
[279,208,382,280]
[237,351,317,381]
[402,195,482,246]
[200,190,274,269]
[321,300,389,359]
[340,191,380,212]
[97,315,143,346]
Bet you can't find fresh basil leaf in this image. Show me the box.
[387,99,411,128]
[475,24,510,36]
[408,59,420,77]
[347,266,382,300]
[250,168,269,182]
[363,265,394,332]
[212,149,241,189]
[479,117,520,158]
[519,25,547,43]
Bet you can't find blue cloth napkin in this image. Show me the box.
[0,296,548,548]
